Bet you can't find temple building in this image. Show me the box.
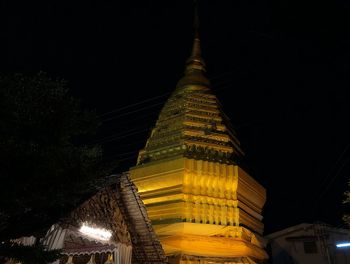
[7,174,167,264]
[129,14,268,264]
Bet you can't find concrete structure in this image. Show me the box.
[266,223,350,264]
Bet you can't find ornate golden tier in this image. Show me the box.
[130,157,267,263]
[130,26,267,264]
[136,47,244,167]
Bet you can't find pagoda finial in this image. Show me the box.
[194,0,200,38]
[185,0,206,73]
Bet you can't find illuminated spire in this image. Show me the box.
[135,0,245,166]
[131,2,267,263]
[177,0,210,89]
[185,0,206,73]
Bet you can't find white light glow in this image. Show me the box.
[79,223,112,241]
[336,242,350,248]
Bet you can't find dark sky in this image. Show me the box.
[1,0,350,235]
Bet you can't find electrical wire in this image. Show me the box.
[98,92,171,118]
[318,143,350,190]
[87,81,237,147]
[90,75,237,150]
[97,71,234,121]
[317,156,350,202]
[92,128,151,145]
[88,125,151,144]
[311,143,350,215]
[101,101,165,123]
[98,82,234,124]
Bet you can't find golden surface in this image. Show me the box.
[130,157,267,262]
[129,29,267,263]
[162,234,267,259]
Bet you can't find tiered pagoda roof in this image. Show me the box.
[137,33,244,167]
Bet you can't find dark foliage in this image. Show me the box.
[0,72,113,261]
[0,242,62,264]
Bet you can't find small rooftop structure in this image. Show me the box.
[265,222,350,264]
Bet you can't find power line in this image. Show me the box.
[110,150,139,157]
[89,125,151,144]
[89,82,238,146]
[105,153,139,163]
[312,143,350,215]
[92,128,151,145]
[91,77,237,146]
[117,155,138,162]
[98,82,234,123]
[208,70,234,81]
[107,110,160,127]
[316,156,350,202]
[213,81,234,92]
[105,150,139,159]
[318,143,350,190]
[98,70,234,120]
[101,101,165,123]
[98,92,171,118]
[104,138,146,149]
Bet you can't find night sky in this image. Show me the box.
[1,0,350,235]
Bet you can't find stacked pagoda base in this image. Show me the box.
[168,255,260,264]
[156,222,267,263]
[130,157,268,263]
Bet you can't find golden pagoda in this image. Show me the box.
[130,8,267,264]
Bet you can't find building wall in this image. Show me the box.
[267,223,350,264]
